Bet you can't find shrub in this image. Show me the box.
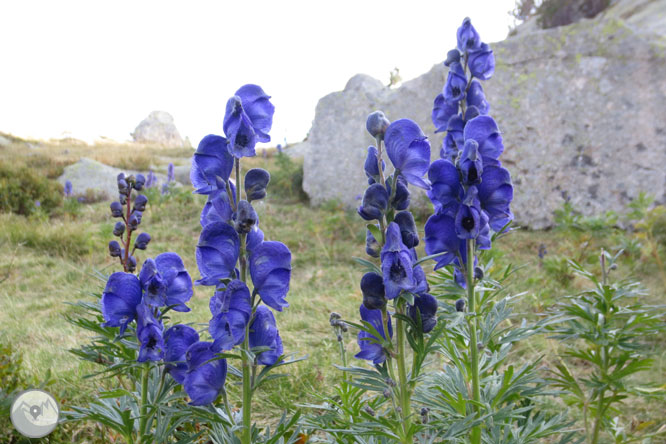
[270,152,308,203]
[0,163,63,215]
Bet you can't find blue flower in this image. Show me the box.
[463,115,504,165]
[441,133,459,162]
[427,159,463,216]
[245,168,270,201]
[234,200,258,234]
[108,240,121,257]
[447,113,465,150]
[432,94,459,133]
[456,17,481,52]
[184,341,227,405]
[394,211,419,248]
[246,225,264,253]
[444,62,467,103]
[190,135,235,195]
[409,293,438,333]
[355,305,392,365]
[134,232,151,250]
[209,280,252,351]
[455,187,483,239]
[466,80,489,115]
[459,140,483,186]
[249,305,283,366]
[164,324,199,384]
[134,174,145,191]
[139,253,193,311]
[223,84,275,158]
[249,241,291,311]
[366,111,391,139]
[110,201,123,218]
[101,272,143,335]
[200,179,236,226]
[381,223,415,300]
[364,146,385,185]
[64,180,73,197]
[361,272,386,310]
[358,184,388,221]
[113,221,125,237]
[478,165,514,231]
[196,222,240,286]
[387,175,410,211]
[133,194,148,212]
[384,119,431,190]
[424,213,463,270]
[128,211,142,231]
[167,163,175,183]
[365,228,380,258]
[136,303,164,362]
[468,43,495,80]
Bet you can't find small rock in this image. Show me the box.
[132,111,184,147]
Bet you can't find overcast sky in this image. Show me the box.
[0,0,517,146]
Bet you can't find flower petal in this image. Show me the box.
[190,135,234,194]
[384,119,431,189]
[249,241,291,311]
[196,222,240,286]
[101,272,142,334]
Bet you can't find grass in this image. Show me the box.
[0,138,665,441]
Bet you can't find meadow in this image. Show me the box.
[1,137,665,442]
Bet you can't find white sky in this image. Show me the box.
[0,0,516,146]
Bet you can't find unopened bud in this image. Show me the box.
[127,255,137,272]
[383,388,391,398]
[363,406,375,416]
[134,174,145,191]
[455,298,465,312]
[108,240,121,257]
[366,111,391,140]
[474,266,484,281]
[110,201,123,218]
[113,221,125,237]
[444,49,461,67]
[133,194,148,212]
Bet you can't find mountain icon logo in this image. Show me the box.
[10,389,59,438]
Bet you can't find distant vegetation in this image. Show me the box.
[511,0,610,29]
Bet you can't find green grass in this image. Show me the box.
[1,140,665,441]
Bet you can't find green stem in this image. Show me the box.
[395,299,411,442]
[467,239,481,444]
[137,363,150,443]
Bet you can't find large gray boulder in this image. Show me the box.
[132,111,184,147]
[302,0,666,229]
[58,158,167,199]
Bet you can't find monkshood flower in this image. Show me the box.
[443,62,467,103]
[234,200,258,234]
[366,228,380,258]
[139,253,193,311]
[384,119,431,189]
[190,135,235,195]
[457,17,481,52]
[135,174,146,191]
[249,305,284,366]
[167,163,175,183]
[409,293,438,333]
[128,211,142,231]
[477,165,514,231]
[364,146,385,184]
[387,175,410,211]
[432,94,459,133]
[113,221,125,237]
[196,222,240,286]
[200,178,236,227]
[366,111,390,140]
[360,272,386,310]
[381,222,415,300]
[424,214,462,270]
[427,159,463,216]
[135,303,165,362]
[209,280,252,351]
[249,241,292,311]
[109,240,121,257]
[447,114,465,151]
[134,194,148,212]
[64,180,73,197]
[101,272,143,335]
[355,305,392,365]
[459,140,483,186]
[463,114,504,166]
[444,49,461,67]
[358,183,388,221]
[223,84,275,158]
[245,168,271,202]
[468,43,495,80]
[466,80,489,115]
[134,232,151,250]
[183,341,227,406]
[110,201,123,218]
[394,211,419,249]
[164,324,199,384]
[455,187,483,239]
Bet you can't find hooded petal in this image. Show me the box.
[184,341,227,406]
[364,146,385,183]
[478,165,514,231]
[394,211,419,248]
[355,305,392,365]
[209,280,252,350]
[234,84,275,143]
[463,115,504,163]
[357,183,388,221]
[137,323,165,362]
[381,224,414,299]
[424,213,464,270]
[101,272,142,335]
[361,272,386,310]
[245,168,271,201]
[249,241,291,311]
[432,94,459,133]
[164,324,200,384]
[466,80,489,115]
[139,258,167,307]
[224,101,257,158]
[190,135,235,194]
[456,17,481,52]
[196,222,240,286]
[468,43,495,80]
[155,252,193,311]
[427,159,463,216]
[249,305,283,366]
[384,119,431,189]
[409,293,438,333]
[444,62,467,102]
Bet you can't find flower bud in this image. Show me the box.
[365,228,380,258]
[385,377,396,387]
[119,193,127,205]
[336,334,343,342]
[394,211,419,248]
[117,173,126,182]
[117,178,129,195]
[363,406,375,417]
[361,272,386,310]
[133,194,148,212]
[358,184,388,221]
[108,240,121,257]
[366,111,390,140]
[474,266,484,281]
[128,211,142,231]
[134,174,146,191]
[444,49,461,67]
[110,201,124,217]
[134,232,151,250]
[234,200,258,234]
[383,388,391,398]
[455,298,465,312]
[127,255,137,272]
[113,221,125,237]
[245,168,271,202]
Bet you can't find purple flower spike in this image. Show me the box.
[355,304,392,365]
[456,17,481,52]
[183,341,227,406]
[190,135,235,195]
[101,272,142,335]
[196,222,240,286]
[249,241,291,311]
[381,223,415,300]
[164,324,199,384]
[249,305,284,366]
[209,280,252,351]
[384,119,431,190]
[468,43,495,80]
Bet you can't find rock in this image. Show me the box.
[58,158,167,199]
[132,111,184,147]
[173,164,191,185]
[0,134,12,147]
[302,0,666,229]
